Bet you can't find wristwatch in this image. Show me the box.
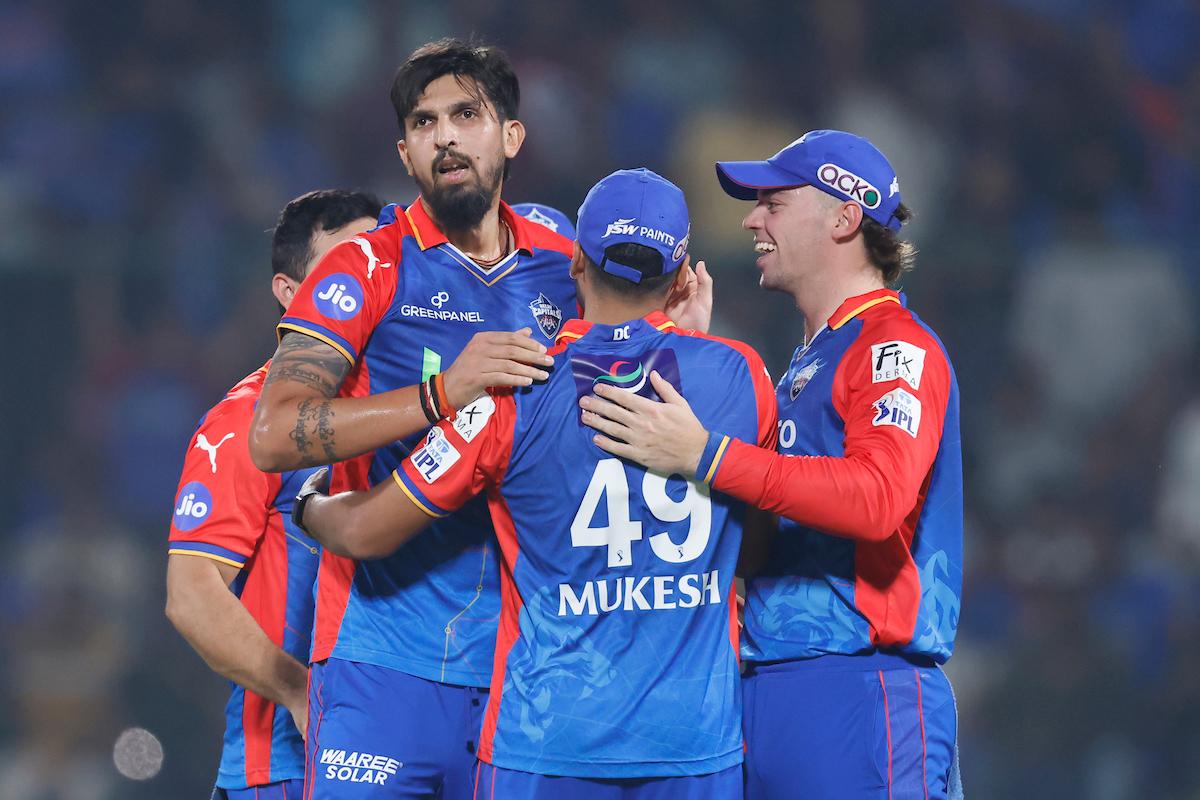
[293,467,330,535]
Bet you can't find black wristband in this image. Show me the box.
[293,486,320,535]
[418,378,438,424]
[426,375,444,419]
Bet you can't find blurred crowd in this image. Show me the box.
[3,0,1199,797]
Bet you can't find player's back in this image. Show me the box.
[472,313,774,777]
[168,364,321,789]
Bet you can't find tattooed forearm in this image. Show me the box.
[316,401,336,461]
[265,332,351,399]
[291,399,316,460]
[288,399,338,464]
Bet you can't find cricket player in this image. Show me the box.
[166,189,382,800]
[580,131,963,799]
[247,39,579,799]
[294,168,776,799]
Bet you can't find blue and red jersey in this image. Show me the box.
[711,288,963,663]
[168,364,320,789]
[394,313,777,778]
[280,199,577,687]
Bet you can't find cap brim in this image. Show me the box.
[715,160,806,200]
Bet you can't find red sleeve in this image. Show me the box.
[168,393,280,567]
[277,227,399,364]
[711,316,950,541]
[392,391,516,518]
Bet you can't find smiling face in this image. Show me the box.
[741,185,848,295]
[396,73,525,231]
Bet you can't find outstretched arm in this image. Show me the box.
[297,468,435,560]
[249,328,552,472]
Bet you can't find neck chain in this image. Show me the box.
[469,218,511,268]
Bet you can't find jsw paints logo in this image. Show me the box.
[817,163,883,209]
[603,217,638,238]
[313,273,364,320]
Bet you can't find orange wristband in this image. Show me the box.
[433,372,455,417]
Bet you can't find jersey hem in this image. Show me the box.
[167,547,247,569]
[485,744,743,779]
[324,645,493,688]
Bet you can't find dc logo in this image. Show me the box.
[431,291,449,308]
[173,482,213,531]
[313,273,363,320]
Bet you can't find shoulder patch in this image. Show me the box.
[871,387,922,438]
[870,340,926,390]
[451,395,496,443]
[409,427,461,483]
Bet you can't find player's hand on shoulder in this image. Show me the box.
[580,370,708,477]
[664,259,714,333]
[442,327,555,410]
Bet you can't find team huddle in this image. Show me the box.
[165,38,963,800]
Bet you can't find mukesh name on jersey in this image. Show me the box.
[558,569,725,617]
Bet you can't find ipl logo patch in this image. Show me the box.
[571,349,682,404]
[313,273,364,320]
[529,292,563,338]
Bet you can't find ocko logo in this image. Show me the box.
[817,163,882,209]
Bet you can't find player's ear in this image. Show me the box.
[502,119,525,159]
[272,273,300,312]
[670,255,692,293]
[396,139,414,176]
[831,200,862,243]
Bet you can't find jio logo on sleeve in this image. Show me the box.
[173,481,213,530]
[313,273,364,320]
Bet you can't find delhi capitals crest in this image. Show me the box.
[529,292,563,338]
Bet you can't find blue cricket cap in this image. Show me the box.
[511,202,576,238]
[576,168,690,284]
[715,130,904,231]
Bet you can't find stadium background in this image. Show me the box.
[3,1,1198,797]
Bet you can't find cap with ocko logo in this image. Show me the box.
[715,129,903,231]
[576,168,690,284]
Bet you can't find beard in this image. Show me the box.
[417,148,506,232]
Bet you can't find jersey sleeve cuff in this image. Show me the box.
[166,542,248,568]
[694,431,731,485]
[391,470,451,519]
[277,319,357,365]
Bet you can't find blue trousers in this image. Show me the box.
[742,652,959,799]
[305,658,488,799]
[213,780,304,800]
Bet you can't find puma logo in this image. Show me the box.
[351,237,391,279]
[194,432,235,474]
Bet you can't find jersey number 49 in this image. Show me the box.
[570,458,712,568]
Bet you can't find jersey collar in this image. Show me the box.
[402,197,535,255]
[555,310,676,347]
[828,288,903,330]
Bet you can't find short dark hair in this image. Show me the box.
[271,189,383,280]
[585,243,678,298]
[390,38,519,130]
[862,203,916,287]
